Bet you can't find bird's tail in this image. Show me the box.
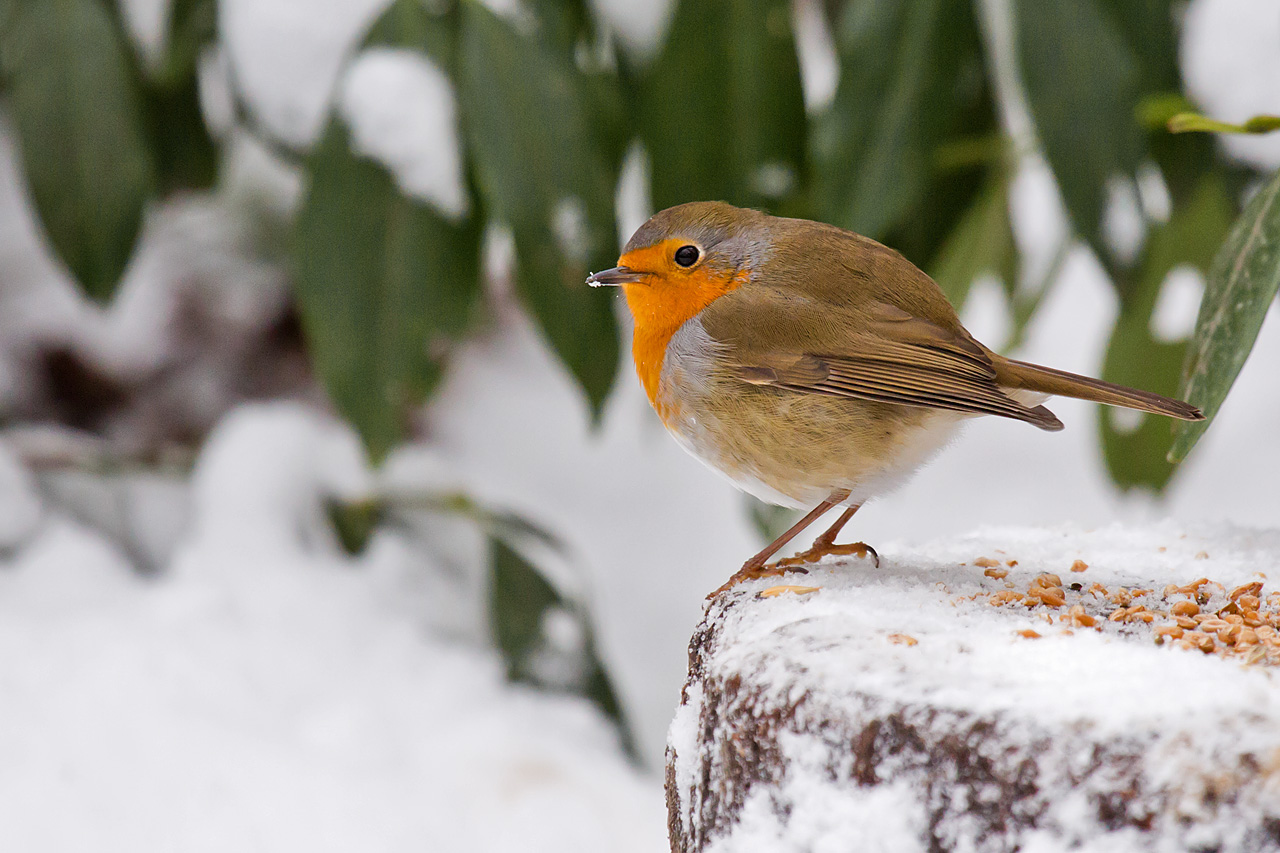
[994,358,1204,421]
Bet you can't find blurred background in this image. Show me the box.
[0,0,1278,848]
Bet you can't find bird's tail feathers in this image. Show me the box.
[995,358,1204,422]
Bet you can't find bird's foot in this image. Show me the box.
[777,541,880,569]
[709,562,809,599]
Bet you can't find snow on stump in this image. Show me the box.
[665,524,1280,852]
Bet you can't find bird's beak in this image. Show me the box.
[586,266,643,287]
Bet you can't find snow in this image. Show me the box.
[119,0,171,70]
[0,441,41,549]
[1150,266,1205,342]
[792,0,839,113]
[710,522,1280,731]
[553,197,590,263]
[0,405,665,851]
[1182,0,1280,170]
[670,522,1280,851]
[339,48,471,220]
[219,0,392,148]
[588,0,676,61]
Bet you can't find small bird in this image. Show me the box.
[587,202,1203,592]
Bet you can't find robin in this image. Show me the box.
[587,201,1203,593]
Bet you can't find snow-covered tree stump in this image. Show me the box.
[666,524,1280,852]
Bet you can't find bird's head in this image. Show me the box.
[587,201,772,333]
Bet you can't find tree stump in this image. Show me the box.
[666,524,1280,852]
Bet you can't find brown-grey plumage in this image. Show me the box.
[590,201,1204,583]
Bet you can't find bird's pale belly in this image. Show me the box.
[656,319,964,509]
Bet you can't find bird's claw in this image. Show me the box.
[777,541,880,569]
[710,563,806,598]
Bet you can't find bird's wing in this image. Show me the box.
[700,295,1064,431]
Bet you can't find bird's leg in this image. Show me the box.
[711,491,850,597]
[776,502,880,569]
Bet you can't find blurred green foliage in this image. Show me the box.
[1,0,1278,487]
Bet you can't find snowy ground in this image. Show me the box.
[0,407,665,852]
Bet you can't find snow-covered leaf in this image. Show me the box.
[811,0,990,243]
[638,0,805,213]
[294,120,482,463]
[218,0,391,148]
[339,48,470,219]
[457,2,621,418]
[0,0,155,301]
[1171,168,1280,463]
[1099,175,1233,490]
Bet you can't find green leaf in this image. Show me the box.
[488,536,635,759]
[1097,0,1178,91]
[812,0,990,241]
[1171,169,1280,463]
[362,0,459,67]
[1014,0,1143,256]
[327,498,384,555]
[0,0,155,300]
[294,120,482,463]
[457,2,621,418]
[144,71,219,193]
[525,0,590,55]
[152,0,217,89]
[1098,175,1234,490]
[746,496,801,545]
[1168,113,1280,136]
[928,165,1017,312]
[638,0,805,212]
[139,0,218,193]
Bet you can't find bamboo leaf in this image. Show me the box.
[1170,169,1280,462]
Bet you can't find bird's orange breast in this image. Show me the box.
[618,239,748,422]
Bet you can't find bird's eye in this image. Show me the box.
[674,245,700,267]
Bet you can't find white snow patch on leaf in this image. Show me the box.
[1150,265,1205,343]
[750,162,797,199]
[588,0,676,62]
[339,48,471,220]
[119,0,171,70]
[1182,0,1280,169]
[792,0,839,112]
[554,197,590,264]
[1102,175,1145,266]
[220,0,393,148]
